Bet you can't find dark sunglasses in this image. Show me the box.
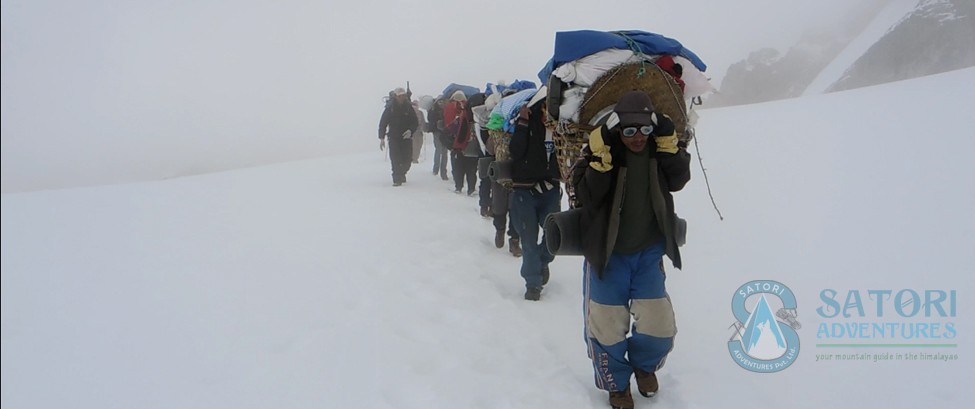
[621,125,654,137]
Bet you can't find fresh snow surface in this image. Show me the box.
[3,68,974,409]
[803,0,921,96]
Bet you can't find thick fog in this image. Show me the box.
[2,0,883,193]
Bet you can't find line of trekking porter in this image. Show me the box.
[376,29,714,409]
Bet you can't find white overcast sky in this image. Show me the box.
[1,0,886,192]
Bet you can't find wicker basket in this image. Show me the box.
[550,61,689,202]
[550,124,587,183]
[488,129,513,188]
[578,62,688,140]
[488,129,510,161]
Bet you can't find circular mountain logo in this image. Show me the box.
[728,280,801,372]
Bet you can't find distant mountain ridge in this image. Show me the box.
[829,0,975,92]
[709,0,974,107]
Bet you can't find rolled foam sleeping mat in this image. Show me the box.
[544,208,585,256]
[488,159,512,182]
[477,157,493,180]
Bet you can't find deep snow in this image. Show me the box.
[3,68,974,408]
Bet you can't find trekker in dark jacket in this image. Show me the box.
[378,87,419,186]
[428,97,449,180]
[509,92,561,301]
[468,92,494,214]
[570,90,690,409]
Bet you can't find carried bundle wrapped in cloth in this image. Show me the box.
[483,84,540,186]
[536,29,713,193]
[441,83,480,100]
[485,87,539,134]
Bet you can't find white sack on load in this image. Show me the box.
[483,92,502,112]
[675,56,715,99]
[558,86,587,122]
[473,85,505,127]
[472,104,492,127]
[553,49,642,87]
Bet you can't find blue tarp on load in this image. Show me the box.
[508,80,537,92]
[442,83,481,98]
[484,80,536,96]
[491,88,539,133]
[537,30,707,83]
[484,82,503,96]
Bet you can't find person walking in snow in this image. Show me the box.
[444,90,478,195]
[569,90,690,409]
[468,91,494,213]
[378,87,419,186]
[411,100,427,164]
[428,97,450,180]
[508,92,561,301]
[483,89,522,257]
[491,173,522,257]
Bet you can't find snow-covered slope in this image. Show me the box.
[3,68,974,409]
[803,0,919,95]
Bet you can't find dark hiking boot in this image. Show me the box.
[634,368,658,397]
[609,386,634,409]
[467,189,475,196]
[480,206,491,218]
[524,287,542,301]
[509,238,522,257]
[494,230,505,248]
[393,181,403,187]
[442,174,449,181]
[541,265,550,286]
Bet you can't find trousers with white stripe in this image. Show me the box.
[583,240,676,392]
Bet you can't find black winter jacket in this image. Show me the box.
[509,102,561,188]
[571,119,691,276]
[378,100,418,140]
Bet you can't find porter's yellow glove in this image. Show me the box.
[653,113,679,154]
[588,127,613,172]
[654,133,679,154]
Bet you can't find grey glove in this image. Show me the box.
[402,130,412,139]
